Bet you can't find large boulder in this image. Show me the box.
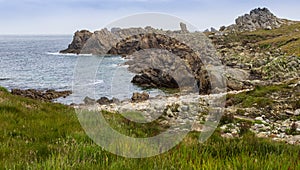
[131,68,179,88]
[131,92,149,102]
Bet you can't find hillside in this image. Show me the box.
[1,87,300,169]
[1,7,300,169]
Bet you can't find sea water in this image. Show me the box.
[0,35,162,104]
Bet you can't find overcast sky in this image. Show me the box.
[0,0,299,34]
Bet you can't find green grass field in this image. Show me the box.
[219,22,300,56]
[0,88,300,169]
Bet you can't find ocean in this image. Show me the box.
[0,35,162,104]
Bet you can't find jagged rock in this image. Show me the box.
[219,26,226,31]
[97,97,113,105]
[11,89,72,102]
[108,33,213,94]
[131,68,179,89]
[224,8,285,32]
[83,96,96,105]
[180,22,189,33]
[60,30,93,54]
[210,27,218,32]
[111,27,121,33]
[203,29,210,33]
[131,92,149,102]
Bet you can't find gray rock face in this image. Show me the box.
[180,22,189,33]
[60,23,225,95]
[60,30,93,54]
[131,68,179,89]
[108,33,213,94]
[228,8,284,32]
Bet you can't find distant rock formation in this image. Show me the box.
[60,23,224,95]
[225,8,286,32]
[60,30,93,54]
[107,33,213,94]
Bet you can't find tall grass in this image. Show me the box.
[0,90,299,169]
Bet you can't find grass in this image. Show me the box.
[218,22,300,56]
[0,86,9,93]
[1,89,300,169]
[227,83,292,108]
[248,22,300,56]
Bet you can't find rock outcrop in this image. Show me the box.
[224,8,286,32]
[237,8,284,31]
[180,22,189,33]
[131,68,179,89]
[60,30,93,54]
[84,96,119,105]
[108,33,214,94]
[11,89,72,102]
[62,7,295,94]
[131,92,149,102]
[61,23,222,95]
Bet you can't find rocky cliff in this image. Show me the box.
[61,23,224,94]
[60,30,93,54]
[61,7,299,94]
[224,8,290,32]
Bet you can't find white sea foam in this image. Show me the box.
[46,52,93,56]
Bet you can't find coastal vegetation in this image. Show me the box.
[1,87,300,169]
[1,7,300,169]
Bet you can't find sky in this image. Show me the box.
[0,0,299,34]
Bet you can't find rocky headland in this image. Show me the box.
[64,7,300,144]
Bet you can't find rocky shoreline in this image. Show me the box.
[65,7,300,144]
[11,89,72,102]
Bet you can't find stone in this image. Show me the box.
[285,110,294,115]
[83,96,96,105]
[294,109,300,116]
[210,27,218,32]
[180,22,189,33]
[287,135,300,145]
[257,132,270,138]
[131,68,179,89]
[255,117,264,121]
[60,30,93,54]
[221,133,234,138]
[180,105,189,112]
[97,97,113,105]
[11,89,72,102]
[219,26,226,31]
[111,27,121,33]
[265,26,272,30]
[131,92,149,102]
